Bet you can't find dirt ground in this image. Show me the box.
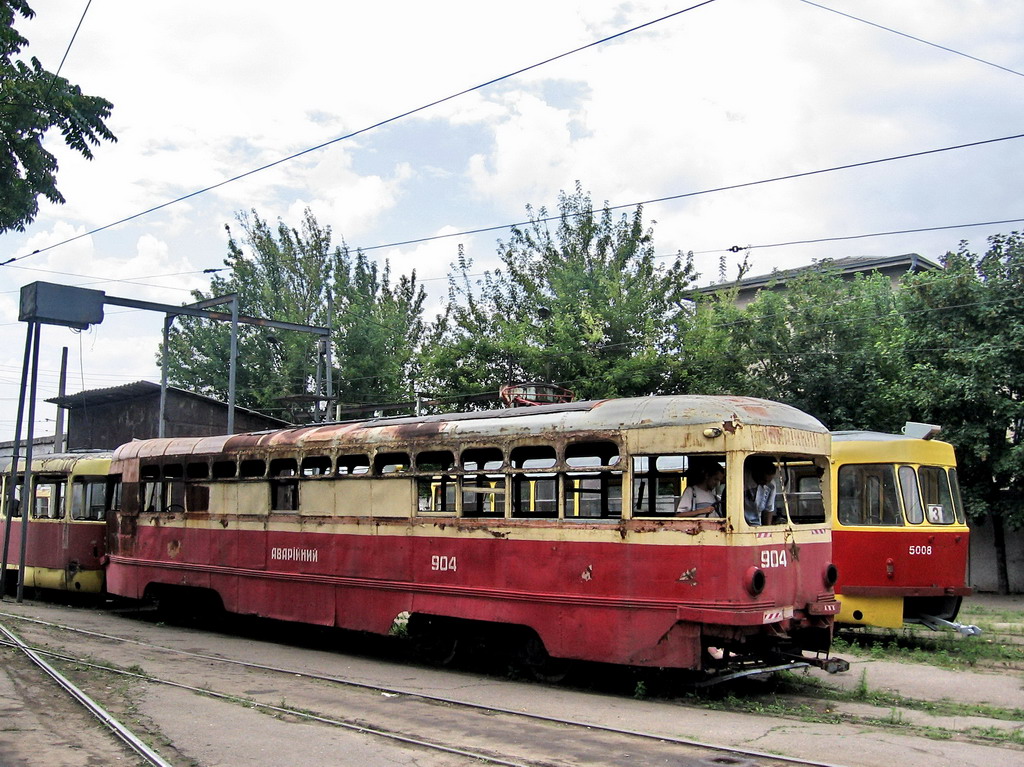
[0,646,143,767]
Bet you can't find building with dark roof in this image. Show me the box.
[47,381,290,450]
[695,253,942,308]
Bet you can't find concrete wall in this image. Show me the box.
[969,518,1024,594]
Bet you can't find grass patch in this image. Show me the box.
[767,670,1024,723]
[831,630,1024,669]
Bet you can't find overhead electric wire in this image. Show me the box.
[0,264,220,294]
[47,0,94,89]
[1,0,93,110]
[796,0,1024,79]
[703,216,1024,256]
[354,132,1024,253]
[1,0,719,267]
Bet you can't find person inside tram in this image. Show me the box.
[743,455,778,525]
[676,460,725,516]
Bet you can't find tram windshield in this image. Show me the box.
[632,453,827,526]
[835,462,960,526]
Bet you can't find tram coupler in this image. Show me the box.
[918,614,983,636]
[805,655,850,674]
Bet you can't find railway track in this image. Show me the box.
[0,604,853,767]
[0,620,173,767]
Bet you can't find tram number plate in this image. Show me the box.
[761,550,788,568]
[908,545,933,555]
[431,555,458,572]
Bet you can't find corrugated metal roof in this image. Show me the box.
[694,253,940,295]
[45,380,289,425]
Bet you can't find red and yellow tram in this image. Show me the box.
[104,395,841,672]
[0,452,112,593]
[791,426,976,633]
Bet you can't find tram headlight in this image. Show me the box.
[744,566,766,596]
[824,563,838,589]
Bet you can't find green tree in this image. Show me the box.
[733,264,910,431]
[332,247,427,408]
[164,209,335,421]
[424,184,695,403]
[164,208,428,422]
[1,1,116,232]
[668,255,757,396]
[900,233,1024,593]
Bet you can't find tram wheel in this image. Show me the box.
[407,614,461,666]
[517,635,569,683]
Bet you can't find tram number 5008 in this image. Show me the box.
[431,555,458,572]
[761,550,788,568]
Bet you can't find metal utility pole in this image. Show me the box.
[160,294,241,437]
[54,346,68,452]
[4,282,330,603]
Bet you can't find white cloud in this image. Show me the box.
[3,0,1023,431]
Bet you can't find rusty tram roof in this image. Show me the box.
[112,395,827,461]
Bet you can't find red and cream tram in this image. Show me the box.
[104,395,842,671]
[1,451,112,593]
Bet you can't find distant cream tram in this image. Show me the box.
[1,452,112,593]
[105,395,841,673]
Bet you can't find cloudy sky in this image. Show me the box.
[1,0,1022,436]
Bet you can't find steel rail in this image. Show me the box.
[2,609,853,767]
[0,621,174,767]
[0,636,533,767]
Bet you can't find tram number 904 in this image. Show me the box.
[909,545,933,556]
[431,555,458,572]
[760,550,788,568]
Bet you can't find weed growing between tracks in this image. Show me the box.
[832,630,1024,669]
[666,669,1024,747]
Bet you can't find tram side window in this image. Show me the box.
[375,452,410,475]
[632,455,688,516]
[164,464,185,511]
[32,477,65,519]
[416,450,456,514]
[187,462,210,479]
[8,480,24,517]
[71,478,107,520]
[837,464,903,526]
[461,447,505,518]
[212,460,236,479]
[779,463,826,524]
[301,455,332,476]
[141,464,163,512]
[269,458,299,512]
[565,441,622,520]
[240,459,266,478]
[949,468,966,524]
[898,465,923,524]
[919,465,955,524]
[337,454,370,476]
[510,445,557,518]
[106,475,122,514]
[183,462,211,513]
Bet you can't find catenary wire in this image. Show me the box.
[353,132,1024,252]
[0,0,719,267]
[0,0,94,109]
[796,0,1024,79]
[8,212,1019,292]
